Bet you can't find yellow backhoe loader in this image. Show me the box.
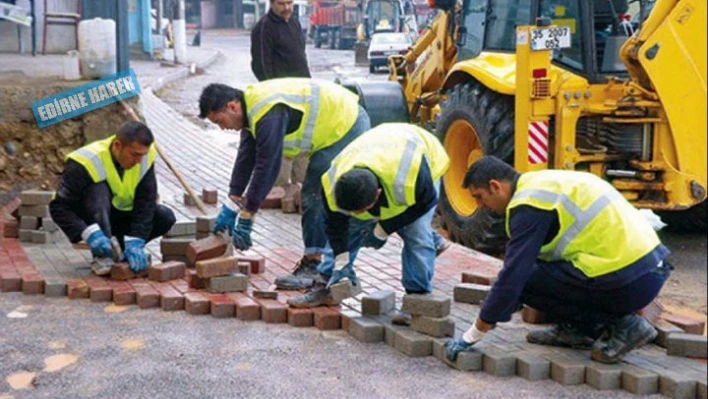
[374,0,707,254]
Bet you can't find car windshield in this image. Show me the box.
[372,34,410,45]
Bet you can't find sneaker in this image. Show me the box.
[391,311,412,326]
[287,283,336,308]
[436,239,451,257]
[275,256,321,290]
[90,257,112,276]
[591,314,657,364]
[526,323,596,349]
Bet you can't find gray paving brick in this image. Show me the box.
[453,283,490,305]
[431,337,449,361]
[330,280,362,303]
[660,373,697,399]
[41,217,58,232]
[348,317,384,343]
[621,364,659,395]
[515,352,550,381]
[20,216,39,230]
[402,294,451,317]
[410,315,455,338]
[667,333,708,359]
[31,230,51,244]
[655,319,685,348]
[547,354,586,385]
[698,380,707,399]
[19,229,33,242]
[165,221,197,237]
[443,349,483,371]
[196,216,215,233]
[44,278,67,297]
[481,348,516,377]
[18,205,49,218]
[160,237,195,256]
[381,320,407,348]
[361,290,395,315]
[19,190,54,205]
[394,328,432,357]
[586,362,622,391]
[206,272,248,292]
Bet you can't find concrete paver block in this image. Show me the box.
[660,373,697,399]
[30,230,51,244]
[410,315,455,338]
[361,290,395,315]
[394,328,433,357]
[383,321,407,348]
[288,308,314,327]
[348,317,384,343]
[111,263,147,281]
[158,285,185,311]
[187,235,228,265]
[41,217,58,232]
[18,205,49,218]
[461,270,498,286]
[3,219,18,238]
[165,221,196,237]
[43,278,67,297]
[655,319,685,348]
[19,190,54,205]
[148,261,186,282]
[206,272,248,292]
[184,292,210,315]
[19,216,39,230]
[312,307,341,330]
[330,280,361,303]
[232,295,260,320]
[698,380,707,399]
[547,354,586,386]
[18,229,33,242]
[209,294,236,318]
[196,216,216,233]
[431,338,449,361]
[621,364,659,395]
[482,348,516,377]
[442,348,483,372]
[453,283,490,305]
[662,313,706,336]
[22,273,45,295]
[160,238,194,256]
[515,352,550,381]
[260,299,287,323]
[586,362,622,391]
[202,188,218,204]
[667,333,708,359]
[402,294,451,317]
[196,255,237,278]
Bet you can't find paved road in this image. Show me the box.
[159,32,706,317]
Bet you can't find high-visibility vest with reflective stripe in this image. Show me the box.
[66,135,157,212]
[506,170,661,278]
[244,78,360,158]
[322,123,450,221]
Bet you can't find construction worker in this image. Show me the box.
[287,123,451,320]
[445,156,670,364]
[49,121,176,275]
[197,79,371,289]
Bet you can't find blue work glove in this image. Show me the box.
[82,224,113,259]
[123,236,149,273]
[212,200,240,235]
[445,339,476,362]
[231,216,254,250]
[364,223,388,249]
[326,253,359,289]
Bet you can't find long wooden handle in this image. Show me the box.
[119,100,209,215]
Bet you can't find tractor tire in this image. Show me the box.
[435,81,515,256]
[656,201,707,233]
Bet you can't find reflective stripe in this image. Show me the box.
[138,153,150,180]
[511,188,623,260]
[299,84,320,151]
[248,93,308,120]
[393,138,419,204]
[73,147,107,181]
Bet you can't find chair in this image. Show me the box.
[42,0,81,54]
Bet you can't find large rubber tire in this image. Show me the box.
[435,81,515,256]
[656,201,707,233]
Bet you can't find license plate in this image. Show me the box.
[531,26,571,50]
[384,50,398,55]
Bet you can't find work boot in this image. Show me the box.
[526,322,596,350]
[591,314,657,364]
[275,256,321,290]
[90,257,112,276]
[391,311,412,326]
[436,239,451,257]
[287,283,336,308]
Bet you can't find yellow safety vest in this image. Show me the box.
[506,170,661,278]
[244,78,360,158]
[322,123,450,221]
[66,135,157,211]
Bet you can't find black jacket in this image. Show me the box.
[250,9,311,81]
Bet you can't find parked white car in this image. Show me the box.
[367,32,412,73]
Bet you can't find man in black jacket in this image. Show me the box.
[49,122,176,276]
[250,0,311,81]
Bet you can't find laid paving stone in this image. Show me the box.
[312,307,341,330]
[84,276,113,302]
[184,292,210,315]
[361,290,395,315]
[130,281,160,309]
[586,362,622,391]
[230,294,260,321]
[655,319,686,348]
[260,299,287,323]
[382,320,408,348]
[21,273,45,295]
[481,348,516,377]
[431,338,449,361]
[453,283,490,305]
[394,328,433,357]
[547,354,586,386]
[621,364,659,395]
[402,294,451,317]
[287,308,314,327]
[660,373,697,399]
[667,333,708,358]
[30,230,52,244]
[443,349,483,372]
[206,272,248,293]
[348,317,384,343]
[515,352,550,381]
[67,279,89,299]
[111,263,147,281]
[105,280,136,306]
[410,315,455,338]
[43,278,67,297]
[157,284,185,311]
[209,294,235,318]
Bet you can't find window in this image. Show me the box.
[459,0,487,60]
[485,0,533,51]
[539,0,584,71]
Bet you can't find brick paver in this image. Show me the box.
[1,58,706,397]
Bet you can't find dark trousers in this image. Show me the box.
[520,261,670,332]
[80,183,175,248]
